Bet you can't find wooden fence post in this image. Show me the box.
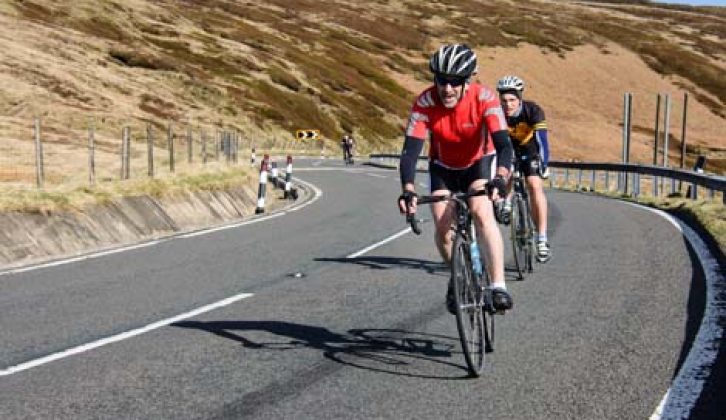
[215,130,220,161]
[201,129,207,165]
[187,126,193,164]
[88,119,96,186]
[33,117,44,189]
[168,122,175,173]
[147,123,154,178]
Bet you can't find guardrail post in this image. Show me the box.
[590,170,596,191]
[549,168,555,188]
[564,168,569,187]
[604,171,610,191]
[652,175,658,197]
[577,168,583,190]
[634,173,640,198]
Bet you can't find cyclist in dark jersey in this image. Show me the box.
[496,75,551,263]
[398,44,514,314]
[341,134,354,164]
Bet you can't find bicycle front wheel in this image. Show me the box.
[451,232,486,377]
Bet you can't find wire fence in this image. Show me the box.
[0,118,327,190]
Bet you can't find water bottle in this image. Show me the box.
[470,239,483,277]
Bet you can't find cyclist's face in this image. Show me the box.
[500,93,521,116]
[435,76,466,108]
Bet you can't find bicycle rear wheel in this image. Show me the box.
[451,231,486,377]
[510,194,530,280]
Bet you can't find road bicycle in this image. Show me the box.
[406,190,495,377]
[509,168,535,280]
[343,149,354,165]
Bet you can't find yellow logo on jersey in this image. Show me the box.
[509,122,535,146]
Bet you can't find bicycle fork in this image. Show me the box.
[467,223,497,315]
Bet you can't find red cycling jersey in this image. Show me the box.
[405,82,508,169]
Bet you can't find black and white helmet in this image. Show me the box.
[429,44,478,79]
[496,75,525,96]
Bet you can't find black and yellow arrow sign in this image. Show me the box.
[295,129,320,140]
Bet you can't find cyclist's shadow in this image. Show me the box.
[173,320,469,379]
[315,256,447,275]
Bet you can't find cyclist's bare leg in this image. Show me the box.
[468,180,506,287]
[526,175,548,236]
[430,189,455,265]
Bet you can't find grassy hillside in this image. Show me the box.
[1,0,724,169]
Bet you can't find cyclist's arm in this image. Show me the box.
[535,127,549,168]
[400,135,424,192]
[491,129,513,179]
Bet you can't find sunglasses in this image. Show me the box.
[434,74,467,87]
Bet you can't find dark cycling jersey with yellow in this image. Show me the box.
[505,100,549,167]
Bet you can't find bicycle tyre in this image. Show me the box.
[510,194,528,280]
[451,231,486,376]
[521,194,535,272]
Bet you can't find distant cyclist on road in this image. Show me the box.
[496,75,551,263]
[397,43,514,314]
[341,134,355,164]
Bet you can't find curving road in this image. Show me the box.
[0,158,712,419]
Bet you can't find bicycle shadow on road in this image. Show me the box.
[319,255,522,283]
[315,256,447,274]
[173,320,470,379]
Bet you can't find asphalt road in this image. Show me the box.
[0,158,705,419]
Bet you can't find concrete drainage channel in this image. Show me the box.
[0,174,314,274]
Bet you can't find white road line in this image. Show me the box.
[627,203,724,420]
[364,172,387,178]
[179,213,284,238]
[650,218,723,420]
[0,240,164,277]
[346,227,413,259]
[0,292,254,377]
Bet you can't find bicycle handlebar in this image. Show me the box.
[405,189,489,235]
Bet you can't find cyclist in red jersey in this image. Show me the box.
[397,44,514,314]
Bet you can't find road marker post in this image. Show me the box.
[256,155,269,214]
[284,155,293,199]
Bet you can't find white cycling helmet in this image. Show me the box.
[496,75,525,97]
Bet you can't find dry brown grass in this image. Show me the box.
[1,0,725,196]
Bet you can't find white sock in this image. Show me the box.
[491,281,506,290]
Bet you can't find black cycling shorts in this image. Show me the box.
[514,141,542,177]
[429,154,496,193]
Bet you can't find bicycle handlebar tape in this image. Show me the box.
[284,155,293,199]
[407,214,422,235]
[256,159,269,214]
